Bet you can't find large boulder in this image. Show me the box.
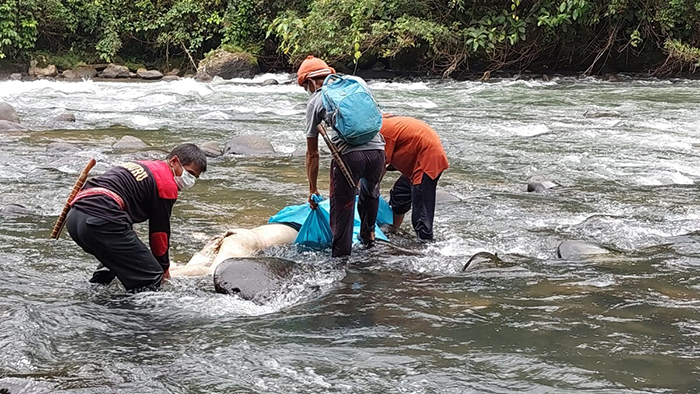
[51,112,76,122]
[29,61,58,78]
[136,68,164,80]
[197,49,258,79]
[62,66,98,80]
[101,64,131,79]
[213,257,295,300]
[0,120,28,132]
[0,102,19,123]
[200,141,223,157]
[527,176,559,193]
[195,69,213,82]
[224,135,275,156]
[114,135,149,150]
[556,240,610,260]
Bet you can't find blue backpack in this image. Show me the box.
[321,74,382,145]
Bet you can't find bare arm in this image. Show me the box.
[306,136,320,208]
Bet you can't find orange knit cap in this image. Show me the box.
[296,55,336,86]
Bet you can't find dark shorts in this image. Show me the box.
[66,208,164,292]
[390,172,442,240]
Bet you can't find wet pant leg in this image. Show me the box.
[411,173,441,240]
[66,208,164,292]
[330,149,385,257]
[357,150,385,241]
[389,175,413,216]
[330,157,358,257]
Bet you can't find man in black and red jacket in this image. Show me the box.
[65,143,207,292]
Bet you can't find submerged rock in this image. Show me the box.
[0,203,31,216]
[200,141,223,157]
[527,176,558,193]
[46,141,81,153]
[114,135,149,150]
[213,257,295,300]
[0,120,28,132]
[556,240,610,260]
[51,112,76,122]
[224,135,275,155]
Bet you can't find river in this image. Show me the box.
[0,74,699,393]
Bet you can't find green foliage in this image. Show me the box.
[0,0,698,75]
[0,0,39,59]
[664,39,700,66]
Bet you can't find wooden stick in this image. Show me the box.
[317,124,356,188]
[50,158,97,239]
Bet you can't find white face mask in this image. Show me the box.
[173,160,196,191]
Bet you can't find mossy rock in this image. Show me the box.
[198,49,258,79]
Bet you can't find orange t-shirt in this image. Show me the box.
[380,115,449,185]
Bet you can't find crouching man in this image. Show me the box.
[65,143,207,292]
[381,115,449,241]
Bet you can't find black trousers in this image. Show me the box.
[389,172,442,240]
[330,149,385,257]
[65,208,164,292]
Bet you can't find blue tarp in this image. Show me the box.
[269,195,393,249]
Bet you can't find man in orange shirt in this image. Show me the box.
[381,115,449,241]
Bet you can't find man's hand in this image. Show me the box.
[308,191,321,209]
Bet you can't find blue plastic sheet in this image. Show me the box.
[269,195,393,249]
[295,195,333,248]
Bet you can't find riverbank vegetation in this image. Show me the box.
[1,0,699,77]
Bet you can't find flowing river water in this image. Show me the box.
[0,74,699,393]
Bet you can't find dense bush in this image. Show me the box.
[1,0,698,75]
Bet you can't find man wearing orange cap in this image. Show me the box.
[297,55,386,257]
[381,114,449,241]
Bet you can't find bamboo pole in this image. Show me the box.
[50,158,96,239]
[317,124,356,188]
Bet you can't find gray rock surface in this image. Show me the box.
[556,240,610,260]
[51,112,76,122]
[224,135,275,155]
[0,102,20,123]
[527,176,558,192]
[101,64,131,79]
[114,135,149,150]
[197,50,258,79]
[213,257,295,300]
[136,69,164,80]
[0,120,28,132]
[200,141,223,157]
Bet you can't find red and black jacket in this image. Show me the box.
[71,161,178,270]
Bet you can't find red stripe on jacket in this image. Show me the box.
[139,161,178,200]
